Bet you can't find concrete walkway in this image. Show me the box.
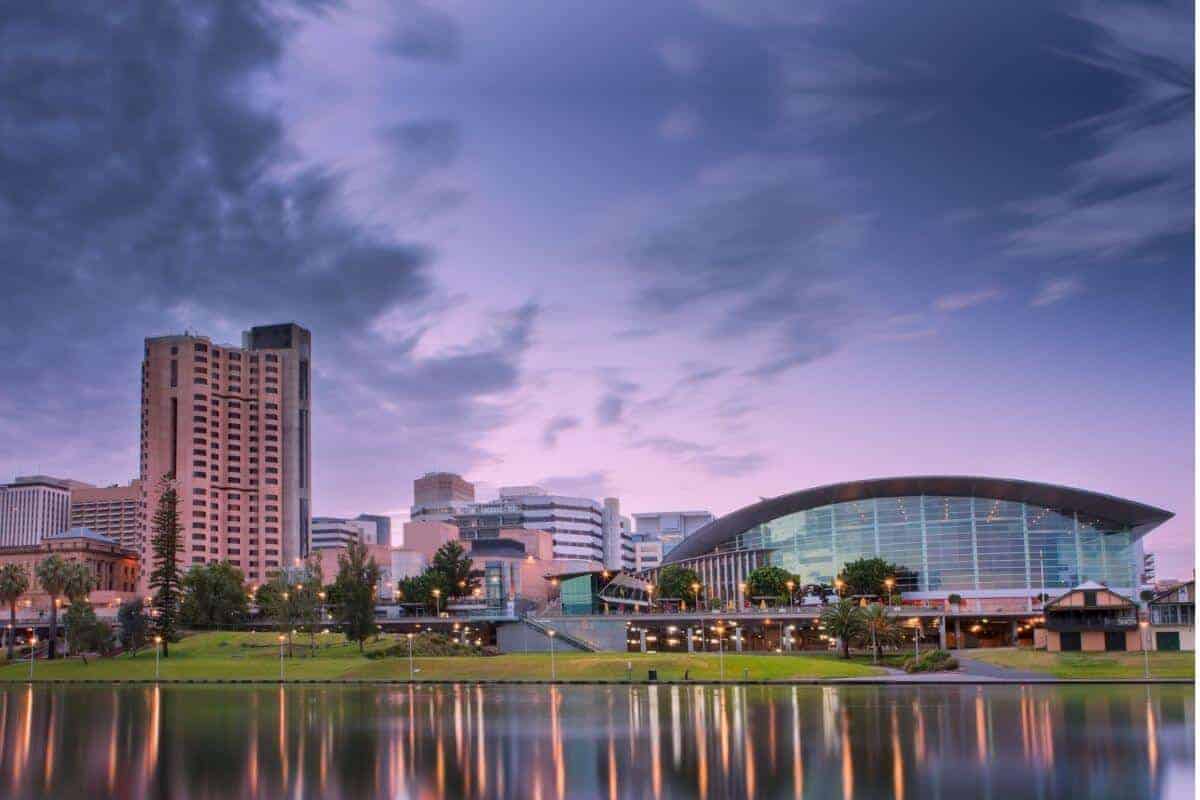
[951,653,1045,681]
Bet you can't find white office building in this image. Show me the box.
[0,476,73,547]
[631,510,714,557]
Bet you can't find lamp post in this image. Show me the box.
[691,583,701,612]
[432,588,441,617]
[548,630,557,681]
[785,580,795,610]
[278,634,286,682]
[28,634,37,681]
[407,632,415,681]
[835,578,845,599]
[884,578,895,607]
[1139,620,1150,679]
[715,625,725,680]
[154,635,162,681]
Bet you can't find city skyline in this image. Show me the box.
[0,0,1193,578]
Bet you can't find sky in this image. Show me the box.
[0,1,1194,576]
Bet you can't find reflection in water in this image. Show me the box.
[0,683,1192,799]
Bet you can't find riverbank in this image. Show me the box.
[962,648,1194,679]
[0,631,883,682]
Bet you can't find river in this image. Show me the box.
[0,683,1192,798]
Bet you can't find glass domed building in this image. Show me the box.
[655,476,1170,607]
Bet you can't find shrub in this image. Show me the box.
[364,632,487,659]
[904,649,959,673]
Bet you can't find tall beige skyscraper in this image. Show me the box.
[138,323,311,590]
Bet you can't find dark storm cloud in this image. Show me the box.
[0,1,533,488]
[385,1,462,63]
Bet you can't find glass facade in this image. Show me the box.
[728,495,1139,593]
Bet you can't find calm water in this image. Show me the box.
[0,683,1192,799]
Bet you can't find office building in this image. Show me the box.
[631,536,664,571]
[411,472,475,522]
[601,497,634,570]
[354,513,392,546]
[631,510,714,556]
[0,475,72,547]
[0,527,139,616]
[139,323,312,589]
[453,486,613,564]
[70,479,142,550]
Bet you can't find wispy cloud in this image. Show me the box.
[542,415,582,448]
[658,106,701,141]
[1031,276,1084,307]
[933,288,1004,312]
[657,38,703,75]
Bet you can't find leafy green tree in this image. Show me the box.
[837,557,901,598]
[63,562,95,603]
[333,540,381,652]
[427,541,474,600]
[181,561,249,627]
[657,565,703,606]
[819,599,865,659]
[35,554,72,660]
[148,473,184,657]
[396,573,432,608]
[294,555,325,655]
[0,563,30,660]
[859,603,901,659]
[262,570,299,656]
[117,598,151,655]
[744,565,797,605]
[64,598,112,662]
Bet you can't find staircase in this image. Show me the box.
[522,615,598,652]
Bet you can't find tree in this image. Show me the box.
[117,598,151,655]
[0,563,30,660]
[859,603,901,659]
[947,593,963,609]
[35,554,72,660]
[819,599,865,659]
[657,565,702,606]
[396,573,432,608]
[427,541,474,600]
[837,557,901,598]
[333,540,381,652]
[262,570,299,656]
[64,598,112,662]
[148,473,184,657]
[1140,589,1156,605]
[744,565,797,605]
[294,555,325,655]
[63,562,95,603]
[181,561,249,628]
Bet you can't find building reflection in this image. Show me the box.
[0,683,1190,799]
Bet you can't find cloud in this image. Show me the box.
[677,364,729,386]
[542,415,581,448]
[657,38,703,75]
[632,436,767,478]
[658,106,701,141]
[1031,276,1084,307]
[1008,1,1192,262]
[595,394,625,426]
[538,471,615,499]
[629,157,868,379]
[385,2,462,63]
[385,118,461,170]
[933,288,1005,312]
[0,1,532,509]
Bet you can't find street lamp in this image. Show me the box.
[154,636,163,681]
[691,582,701,610]
[835,578,845,598]
[884,578,895,607]
[785,580,795,609]
[1139,620,1151,679]
[407,632,415,681]
[432,588,441,617]
[547,630,557,681]
[714,625,725,680]
[28,634,37,681]
[278,634,286,682]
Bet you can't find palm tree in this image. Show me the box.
[860,603,901,660]
[35,555,72,660]
[820,599,865,659]
[63,562,95,603]
[0,563,31,660]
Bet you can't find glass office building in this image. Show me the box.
[659,477,1171,603]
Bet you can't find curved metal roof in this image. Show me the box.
[662,475,1173,564]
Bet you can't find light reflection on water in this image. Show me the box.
[0,683,1192,799]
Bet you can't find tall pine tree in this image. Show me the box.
[149,473,183,657]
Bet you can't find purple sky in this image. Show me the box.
[0,1,1193,577]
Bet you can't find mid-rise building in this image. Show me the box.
[411,472,475,522]
[354,513,392,546]
[631,510,714,557]
[601,497,635,570]
[631,536,664,571]
[453,486,610,564]
[139,323,312,589]
[70,479,141,551]
[0,476,72,547]
[0,527,140,616]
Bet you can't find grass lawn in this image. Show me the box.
[966,647,1195,679]
[0,631,883,682]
